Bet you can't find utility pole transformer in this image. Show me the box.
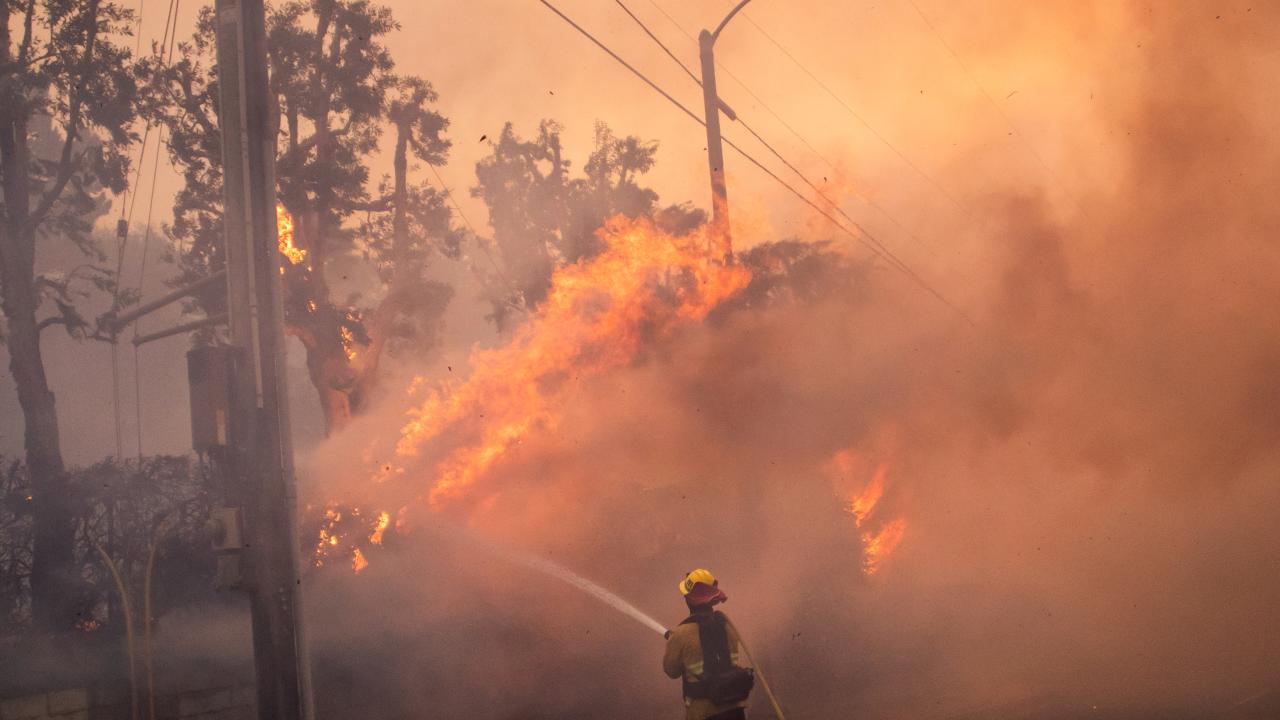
[213,2,314,720]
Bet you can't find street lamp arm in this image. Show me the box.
[711,0,753,41]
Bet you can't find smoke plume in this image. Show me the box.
[294,2,1280,719]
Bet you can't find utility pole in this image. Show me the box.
[698,30,730,261]
[699,0,753,263]
[213,2,314,720]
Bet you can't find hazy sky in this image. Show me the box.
[0,0,1259,464]
[128,0,1119,281]
[5,4,1280,717]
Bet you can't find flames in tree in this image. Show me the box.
[388,216,751,507]
[277,204,306,267]
[314,215,908,580]
[314,216,752,567]
[827,449,908,575]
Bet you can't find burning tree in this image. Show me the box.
[0,0,140,632]
[143,1,463,435]
[473,120,704,328]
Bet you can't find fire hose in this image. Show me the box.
[726,617,789,720]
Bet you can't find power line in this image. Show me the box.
[738,8,974,219]
[421,158,526,316]
[613,0,913,276]
[113,0,181,464]
[424,161,480,243]
[632,0,939,257]
[731,117,913,276]
[612,0,701,88]
[645,0,835,173]
[129,0,182,462]
[617,0,937,262]
[123,0,179,229]
[422,159,507,277]
[134,0,183,333]
[538,0,971,323]
[904,0,1087,217]
[539,1,706,141]
[728,126,970,322]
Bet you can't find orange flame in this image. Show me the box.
[827,449,907,575]
[385,216,750,508]
[369,511,390,545]
[340,326,358,361]
[277,205,306,266]
[863,519,906,575]
[319,217,748,575]
[849,463,888,525]
[314,507,342,567]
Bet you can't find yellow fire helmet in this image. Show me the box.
[678,568,718,596]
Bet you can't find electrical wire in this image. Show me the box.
[613,0,701,88]
[422,158,505,277]
[903,0,1087,217]
[737,8,974,219]
[538,0,971,323]
[129,0,182,462]
[640,0,952,257]
[731,118,914,276]
[644,0,835,174]
[124,0,179,229]
[615,0,932,270]
[420,157,526,318]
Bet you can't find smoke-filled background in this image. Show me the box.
[4,1,1280,719]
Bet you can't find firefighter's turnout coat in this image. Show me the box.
[662,608,748,720]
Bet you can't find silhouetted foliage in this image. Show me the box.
[473,120,704,327]
[729,240,867,311]
[0,455,215,638]
[0,0,142,632]
[142,1,464,433]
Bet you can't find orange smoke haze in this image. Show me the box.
[290,3,1280,719]
[70,1,1275,719]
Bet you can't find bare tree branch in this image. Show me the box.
[25,0,102,235]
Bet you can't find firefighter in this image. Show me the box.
[663,569,755,720]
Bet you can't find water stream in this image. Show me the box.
[433,520,669,637]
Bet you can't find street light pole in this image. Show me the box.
[699,0,753,263]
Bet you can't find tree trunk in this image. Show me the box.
[284,196,357,437]
[288,120,417,437]
[0,119,76,632]
[1,246,75,631]
[302,333,354,435]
